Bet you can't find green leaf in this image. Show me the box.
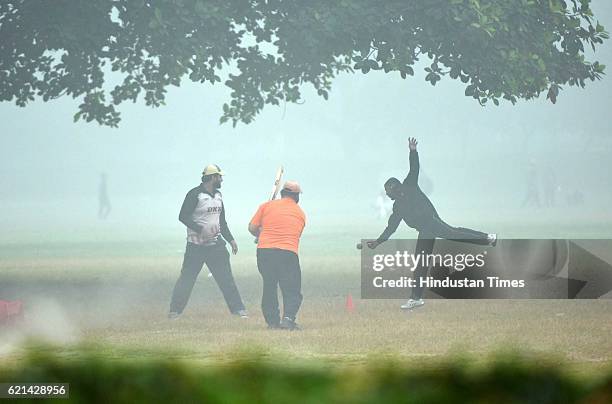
[195,1,207,16]
[3,0,608,128]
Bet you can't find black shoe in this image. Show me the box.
[279,317,300,331]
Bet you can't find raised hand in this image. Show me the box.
[408,137,418,151]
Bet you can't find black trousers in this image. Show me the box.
[411,217,489,300]
[256,248,302,327]
[169,242,245,314]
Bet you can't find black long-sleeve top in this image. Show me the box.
[179,184,234,243]
[376,150,439,243]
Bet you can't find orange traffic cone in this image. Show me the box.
[345,293,355,313]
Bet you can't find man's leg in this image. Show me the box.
[104,202,111,218]
[205,244,246,314]
[257,249,281,327]
[169,243,205,314]
[410,234,435,301]
[278,250,303,323]
[429,216,490,245]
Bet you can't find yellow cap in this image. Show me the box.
[202,164,224,176]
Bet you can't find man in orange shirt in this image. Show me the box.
[248,181,306,330]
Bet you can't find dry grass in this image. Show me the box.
[1,239,611,375]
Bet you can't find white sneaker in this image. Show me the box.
[236,309,249,319]
[168,311,180,320]
[400,299,425,310]
[487,233,497,246]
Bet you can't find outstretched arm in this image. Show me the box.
[403,137,419,186]
[366,210,402,248]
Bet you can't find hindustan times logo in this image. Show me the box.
[372,251,487,272]
[362,239,612,299]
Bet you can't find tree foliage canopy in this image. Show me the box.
[0,0,608,127]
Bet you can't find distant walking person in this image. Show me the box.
[542,165,558,208]
[363,138,497,310]
[521,160,541,208]
[98,173,111,219]
[249,181,306,330]
[168,165,247,319]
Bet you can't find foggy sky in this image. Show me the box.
[1,1,612,243]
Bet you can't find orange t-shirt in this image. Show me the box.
[250,198,306,253]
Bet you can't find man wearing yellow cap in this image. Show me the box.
[248,181,306,330]
[168,164,247,319]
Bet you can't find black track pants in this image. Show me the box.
[169,242,245,314]
[256,248,302,327]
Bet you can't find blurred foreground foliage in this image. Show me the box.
[0,350,610,403]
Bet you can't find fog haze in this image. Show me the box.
[2,2,612,244]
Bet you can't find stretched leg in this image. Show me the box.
[169,243,205,314]
[278,251,303,321]
[429,216,490,245]
[257,249,280,327]
[205,244,245,314]
[411,234,435,300]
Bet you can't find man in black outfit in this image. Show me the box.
[168,164,247,319]
[364,138,497,310]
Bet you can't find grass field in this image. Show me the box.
[1,224,611,377]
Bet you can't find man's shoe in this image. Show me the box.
[168,311,180,320]
[267,323,281,330]
[487,233,498,247]
[400,299,425,310]
[232,309,249,319]
[279,316,300,330]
